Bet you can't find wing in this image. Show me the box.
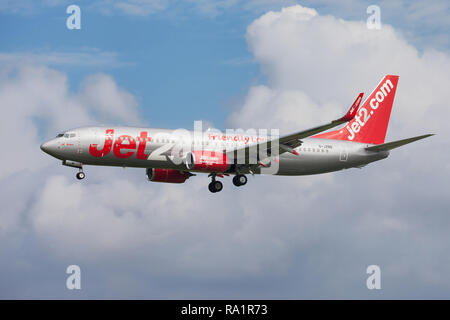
[227,93,363,164]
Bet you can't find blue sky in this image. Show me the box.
[1,0,447,130]
[1,0,450,299]
[0,1,265,129]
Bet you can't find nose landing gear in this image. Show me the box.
[76,170,85,180]
[62,160,85,180]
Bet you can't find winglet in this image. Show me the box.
[338,92,364,122]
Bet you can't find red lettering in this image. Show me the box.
[113,135,136,158]
[136,131,151,160]
[89,129,114,157]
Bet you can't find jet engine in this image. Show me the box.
[184,150,229,172]
[146,168,190,183]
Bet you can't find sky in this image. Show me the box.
[0,0,449,299]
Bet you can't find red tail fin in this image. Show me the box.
[314,75,399,144]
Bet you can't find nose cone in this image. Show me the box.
[40,139,58,156]
[40,141,49,153]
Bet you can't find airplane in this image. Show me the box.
[41,75,433,193]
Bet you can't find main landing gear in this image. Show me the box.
[208,174,223,193]
[207,173,247,193]
[232,174,247,187]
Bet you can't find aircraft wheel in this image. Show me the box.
[233,174,247,187]
[208,181,223,193]
[76,172,85,180]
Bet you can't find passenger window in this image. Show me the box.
[64,134,69,138]
[70,133,76,138]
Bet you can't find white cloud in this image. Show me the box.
[224,4,450,297]
[77,73,143,125]
[231,4,450,139]
[299,0,450,50]
[0,64,142,181]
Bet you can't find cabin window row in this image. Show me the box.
[300,147,329,153]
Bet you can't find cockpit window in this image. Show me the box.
[59,132,76,138]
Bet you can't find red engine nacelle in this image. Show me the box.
[185,150,229,172]
[146,168,189,183]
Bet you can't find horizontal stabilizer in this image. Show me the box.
[365,134,434,152]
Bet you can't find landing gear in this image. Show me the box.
[207,173,247,192]
[232,174,247,187]
[208,173,223,193]
[208,180,223,193]
[62,160,85,180]
[76,171,85,180]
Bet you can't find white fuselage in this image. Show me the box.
[41,126,389,176]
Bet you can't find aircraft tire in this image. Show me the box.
[233,174,247,186]
[76,172,85,180]
[209,181,223,193]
